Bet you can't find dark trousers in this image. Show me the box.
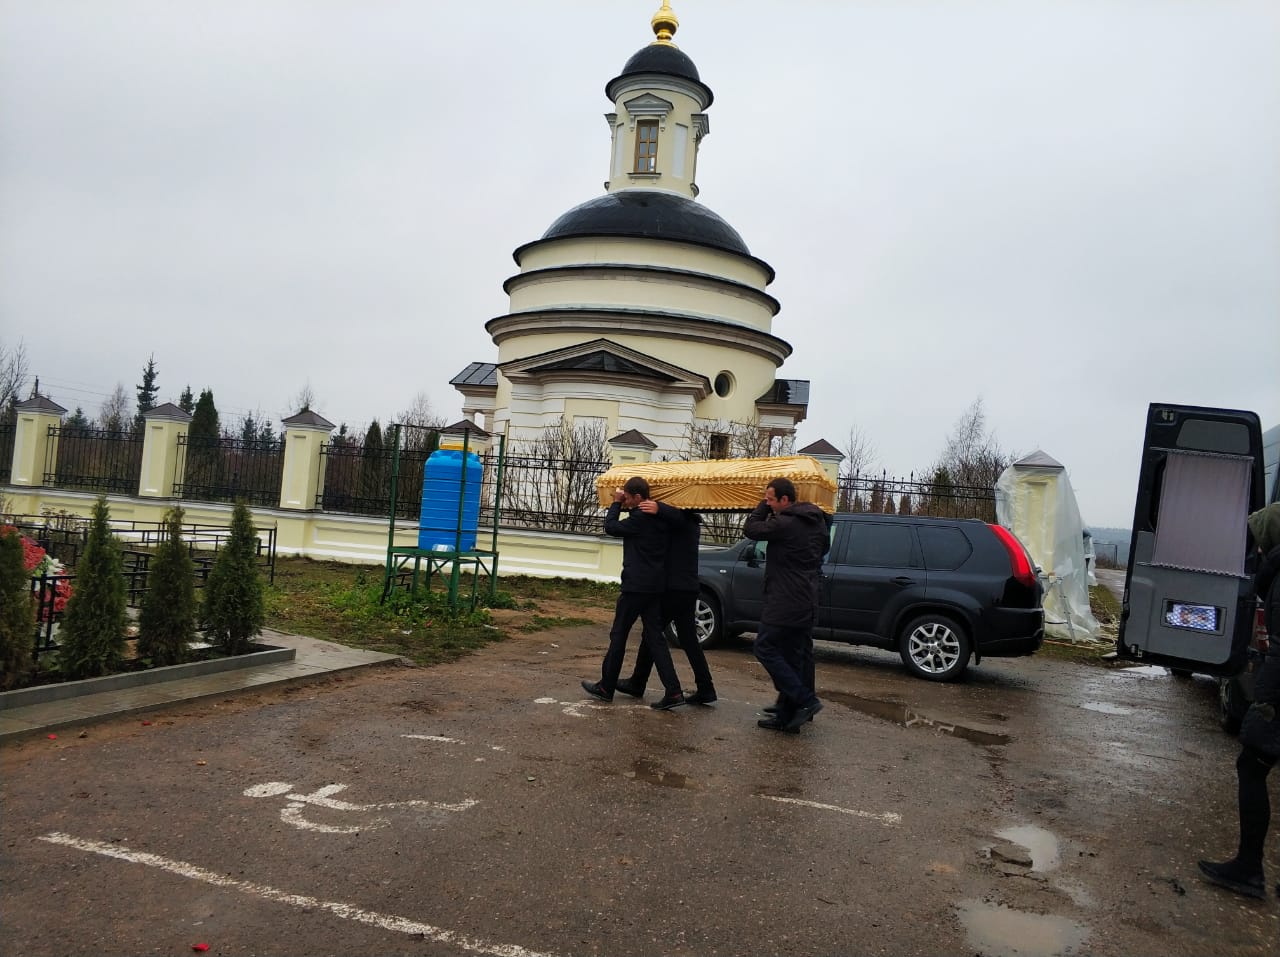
[1235,745,1276,873]
[601,591,681,695]
[754,623,817,712]
[628,590,715,693]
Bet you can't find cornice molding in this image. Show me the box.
[486,309,793,364]
[503,263,781,316]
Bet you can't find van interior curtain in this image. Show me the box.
[1151,451,1251,575]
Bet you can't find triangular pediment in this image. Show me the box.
[623,93,674,117]
[499,339,709,393]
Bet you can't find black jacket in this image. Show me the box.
[604,501,668,593]
[1257,544,1280,646]
[655,502,701,592]
[743,500,832,628]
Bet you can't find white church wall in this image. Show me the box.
[508,270,775,332]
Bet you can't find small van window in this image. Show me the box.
[843,523,914,568]
[918,526,972,570]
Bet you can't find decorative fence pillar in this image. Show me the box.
[797,440,844,485]
[9,395,66,486]
[607,429,656,467]
[138,402,192,498]
[278,410,335,510]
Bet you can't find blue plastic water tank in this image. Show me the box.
[418,449,482,551]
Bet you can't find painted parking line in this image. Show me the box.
[759,795,901,826]
[38,832,559,957]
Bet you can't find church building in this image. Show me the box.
[451,3,811,463]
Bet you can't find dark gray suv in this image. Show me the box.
[684,512,1044,681]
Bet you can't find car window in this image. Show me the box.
[743,541,767,562]
[917,525,972,570]
[842,523,915,568]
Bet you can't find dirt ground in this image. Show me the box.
[2,616,1277,957]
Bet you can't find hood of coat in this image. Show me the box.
[781,501,829,525]
[1248,502,1280,555]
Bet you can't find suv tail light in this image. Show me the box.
[988,523,1037,590]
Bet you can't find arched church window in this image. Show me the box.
[634,120,659,173]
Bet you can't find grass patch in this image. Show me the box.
[517,615,593,633]
[263,557,617,666]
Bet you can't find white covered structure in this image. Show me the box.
[995,450,1100,642]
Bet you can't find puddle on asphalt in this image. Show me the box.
[995,824,1060,872]
[1078,701,1133,716]
[625,758,695,790]
[957,900,1087,957]
[823,690,1011,746]
[1111,665,1169,678]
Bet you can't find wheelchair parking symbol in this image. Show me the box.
[244,781,477,834]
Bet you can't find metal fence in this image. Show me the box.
[0,422,14,484]
[484,451,611,534]
[317,442,433,520]
[174,434,284,507]
[10,514,277,660]
[45,425,144,494]
[835,471,997,522]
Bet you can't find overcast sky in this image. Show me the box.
[2,1,1277,528]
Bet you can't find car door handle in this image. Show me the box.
[892,576,916,586]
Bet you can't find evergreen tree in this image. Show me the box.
[239,412,259,446]
[869,481,885,514]
[178,385,195,414]
[65,407,91,432]
[203,501,265,655]
[884,494,897,515]
[0,528,35,690]
[898,492,913,516]
[188,388,222,486]
[57,497,127,678]
[852,493,865,512]
[361,420,385,501]
[133,354,159,432]
[137,506,196,666]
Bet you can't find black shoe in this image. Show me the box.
[1197,859,1265,900]
[686,688,717,705]
[651,691,686,711]
[757,716,799,734]
[581,680,613,703]
[614,678,645,699]
[761,702,813,721]
[783,699,823,732]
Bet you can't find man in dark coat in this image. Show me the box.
[743,477,832,733]
[581,476,686,710]
[1199,501,1280,899]
[616,504,717,705]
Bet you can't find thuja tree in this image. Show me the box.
[58,497,128,678]
[0,528,35,690]
[203,501,265,655]
[137,506,196,666]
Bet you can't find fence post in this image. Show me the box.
[606,431,655,466]
[10,395,66,487]
[279,410,335,510]
[138,403,192,497]
[797,442,843,485]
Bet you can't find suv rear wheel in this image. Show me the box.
[899,613,972,682]
[666,590,723,649]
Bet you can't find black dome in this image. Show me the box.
[539,191,750,256]
[607,44,714,107]
[622,44,701,83]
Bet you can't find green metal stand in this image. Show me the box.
[379,427,505,611]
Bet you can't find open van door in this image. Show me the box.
[1117,404,1266,675]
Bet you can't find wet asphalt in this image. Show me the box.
[2,622,1277,957]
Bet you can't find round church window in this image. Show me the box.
[714,372,734,398]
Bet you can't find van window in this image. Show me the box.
[918,526,972,570]
[843,523,915,568]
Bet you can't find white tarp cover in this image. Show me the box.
[995,450,1100,642]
